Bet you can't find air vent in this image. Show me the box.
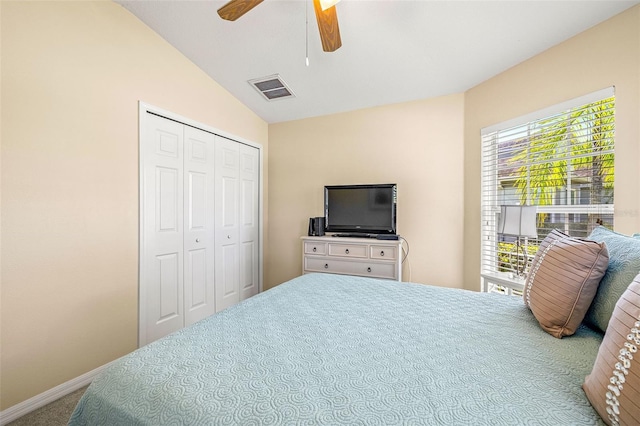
[248,74,295,101]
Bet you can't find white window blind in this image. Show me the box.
[481,88,615,278]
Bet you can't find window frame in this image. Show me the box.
[480,87,615,280]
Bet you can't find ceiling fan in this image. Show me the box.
[217,0,342,52]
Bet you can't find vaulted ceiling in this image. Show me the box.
[116,0,640,123]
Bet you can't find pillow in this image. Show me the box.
[585,226,640,333]
[583,274,640,426]
[523,229,609,338]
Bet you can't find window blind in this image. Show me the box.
[481,89,615,277]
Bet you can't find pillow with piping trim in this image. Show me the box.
[524,229,608,338]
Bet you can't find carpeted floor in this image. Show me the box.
[7,386,88,426]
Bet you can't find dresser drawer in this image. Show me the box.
[328,243,368,258]
[304,257,397,280]
[370,245,398,260]
[304,241,327,255]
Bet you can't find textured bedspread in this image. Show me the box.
[69,273,604,425]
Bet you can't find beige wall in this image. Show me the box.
[3,0,640,415]
[268,4,640,294]
[267,94,465,289]
[0,1,268,409]
[463,6,640,291]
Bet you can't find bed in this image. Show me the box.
[69,272,606,425]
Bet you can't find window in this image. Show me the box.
[481,88,615,279]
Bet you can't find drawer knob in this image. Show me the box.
[324,263,329,269]
[345,249,350,254]
[380,251,385,256]
[367,267,372,273]
[313,247,317,252]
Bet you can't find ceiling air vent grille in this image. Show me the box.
[248,75,295,101]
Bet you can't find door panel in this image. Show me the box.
[239,145,260,301]
[242,180,255,226]
[183,126,216,326]
[241,241,255,291]
[157,131,180,157]
[157,252,180,320]
[187,172,206,230]
[222,176,238,227]
[215,137,240,311]
[222,245,238,296]
[157,167,179,231]
[142,114,184,344]
[186,248,207,308]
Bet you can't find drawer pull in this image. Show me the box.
[313,247,317,252]
[380,251,385,257]
[345,249,350,254]
[324,263,329,269]
[367,267,372,273]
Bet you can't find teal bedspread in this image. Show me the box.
[69,273,604,425]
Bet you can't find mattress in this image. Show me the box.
[69,273,605,425]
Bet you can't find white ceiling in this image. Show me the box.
[116,0,639,123]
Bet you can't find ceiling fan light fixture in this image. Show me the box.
[217,0,342,52]
[319,0,340,11]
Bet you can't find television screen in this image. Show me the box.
[324,184,397,235]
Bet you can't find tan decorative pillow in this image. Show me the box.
[523,229,609,338]
[583,275,640,425]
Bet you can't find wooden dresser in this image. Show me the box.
[301,236,402,281]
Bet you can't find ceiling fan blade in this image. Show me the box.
[217,0,264,21]
[313,0,342,52]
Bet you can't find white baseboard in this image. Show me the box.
[0,361,113,425]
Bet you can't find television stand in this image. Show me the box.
[301,236,402,281]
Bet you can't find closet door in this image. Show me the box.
[214,137,240,311]
[239,144,260,301]
[183,126,216,326]
[141,114,185,343]
[140,105,262,346]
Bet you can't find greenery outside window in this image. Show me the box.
[481,88,615,279]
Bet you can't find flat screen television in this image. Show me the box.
[324,184,397,235]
